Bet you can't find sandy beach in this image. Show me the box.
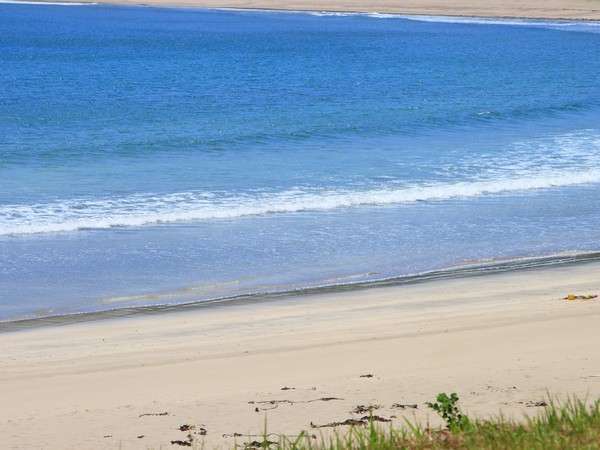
[65,0,600,20]
[3,1,600,448]
[2,260,600,449]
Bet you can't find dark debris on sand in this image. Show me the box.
[525,400,549,407]
[171,428,197,447]
[351,404,381,414]
[223,432,244,438]
[311,415,391,428]
[391,403,418,409]
[245,440,278,449]
[311,418,366,428]
[139,411,169,417]
[249,397,343,411]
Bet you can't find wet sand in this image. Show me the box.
[2,260,600,448]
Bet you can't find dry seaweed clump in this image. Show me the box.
[564,293,597,301]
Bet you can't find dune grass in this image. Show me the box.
[256,395,600,450]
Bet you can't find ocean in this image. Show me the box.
[2,3,600,321]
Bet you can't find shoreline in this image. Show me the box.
[4,0,600,21]
[162,5,600,23]
[4,249,600,332]
[216,7,600,23]
[3,258,600,449]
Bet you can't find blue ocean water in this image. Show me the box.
[2,3,600,321]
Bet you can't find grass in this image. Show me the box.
[253,396,600,450]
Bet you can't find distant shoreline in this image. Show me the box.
[4,0,600,21]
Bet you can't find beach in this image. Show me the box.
[2,260,600,449]
[64,0,600,20]
[3,4,600,448]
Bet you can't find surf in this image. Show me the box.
[3,166,600,236]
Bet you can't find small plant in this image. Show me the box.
[271,396,600,449]
[426,392,471,432]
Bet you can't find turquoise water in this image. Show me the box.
[2,3,600,320]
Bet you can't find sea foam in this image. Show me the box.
[290,10,600,33]
[3,168,600,236]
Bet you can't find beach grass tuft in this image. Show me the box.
[256,395,600,450]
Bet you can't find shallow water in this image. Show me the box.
[2,4,600,320]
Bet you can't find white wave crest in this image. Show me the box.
[3,169,600,236]
[382,14,600,30]
[227,8,600,33]
[368,13,563,26]
[306,11,356,17]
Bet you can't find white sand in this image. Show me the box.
[2,261,600,448]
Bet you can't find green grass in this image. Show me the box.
[254,396,600,450]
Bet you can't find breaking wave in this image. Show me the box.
[299,10,600,33]
[3,168,600,236]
